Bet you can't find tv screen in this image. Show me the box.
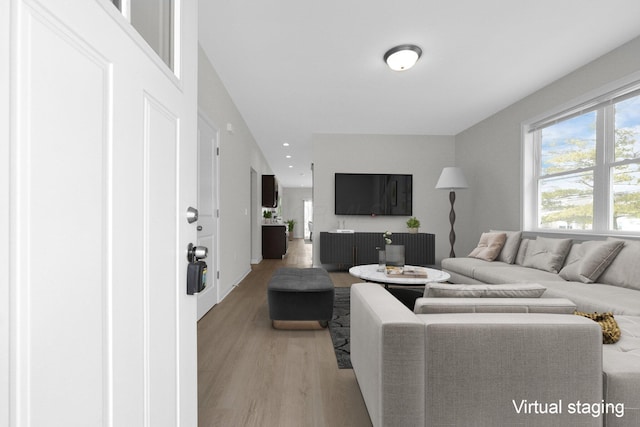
[335,173,412,216]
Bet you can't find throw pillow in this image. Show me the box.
[559,240,625,283]
[424,283,546,298]
[574,311,621,344]
[597,238,640,291]
[515,239,530,266]
[522,237,573,273]
[490,230,522,264]
[468,232,507,261]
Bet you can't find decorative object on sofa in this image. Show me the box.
[406,216,420,233]
[598,237,640,291]
[435,166,468,257]
[559,240,625,283]
[468,232,507,261]
[383,44,422,71]
[574,311,621,344]
[285,219,296,240]
[490,229,522,263]
[522,236,572,273]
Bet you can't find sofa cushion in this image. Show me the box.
[523,237,573,273]
[540,281,640,316]
[424,283,546,298]
[414,297,576,314]
[598,238,640,291]
[601,315,640,427]
[417,313,603,427]
[559,240,625,283]
[490,230,522,264]
[441,257,510,279]
[468,232,507,261]
[472,264,565,284]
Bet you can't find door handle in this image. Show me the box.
[197,225,203,231]
[187,243,208,263]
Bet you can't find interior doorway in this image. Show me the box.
[197,112,220,320]
[303,199,313,241]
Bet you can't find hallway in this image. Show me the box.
[197,239,371,426]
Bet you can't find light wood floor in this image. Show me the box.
[197,239,372,427]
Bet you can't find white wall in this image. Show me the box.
[281,187,313,239]
[198,46,272,299]
[454,36,640,256]
[311,133,456,266]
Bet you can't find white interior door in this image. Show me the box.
[3,1,198,425]
[197,113,220,319]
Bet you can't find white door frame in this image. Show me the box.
[1,0,10,424]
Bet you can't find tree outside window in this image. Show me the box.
[535,92,640,232]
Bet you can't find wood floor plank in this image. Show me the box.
[198,239,372,427]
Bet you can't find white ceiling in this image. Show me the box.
[198,0,640,188]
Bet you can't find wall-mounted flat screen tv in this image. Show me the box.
[334,173,412,216]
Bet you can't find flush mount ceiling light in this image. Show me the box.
[384,44,422,71]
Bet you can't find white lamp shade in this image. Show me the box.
[435,167,468,190]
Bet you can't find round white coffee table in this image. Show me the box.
[349,264,450,288]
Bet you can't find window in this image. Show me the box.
[110,0,175,72]
[526,84,640,233]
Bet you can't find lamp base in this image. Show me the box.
[448,191,456,258]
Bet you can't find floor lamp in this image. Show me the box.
[436,167,468,258]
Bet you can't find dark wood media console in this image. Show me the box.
[320,232,435,269]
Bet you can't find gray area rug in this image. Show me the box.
[328,287,351,369]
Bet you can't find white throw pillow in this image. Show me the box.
[598,238,640,290]
[523,237,572,273]
[490,230,522,264]
[559,240,624,283]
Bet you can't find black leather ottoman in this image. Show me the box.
[267,268,334,328]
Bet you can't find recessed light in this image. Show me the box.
[283,142,290,147]
[286,155,292,159]
[288,165,293,168]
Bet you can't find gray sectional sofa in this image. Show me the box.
[442,232,640,427]
[350,232,640,427]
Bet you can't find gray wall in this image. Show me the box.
[454,35,640,256]
[311,134,456,266]
[198,45,272,299]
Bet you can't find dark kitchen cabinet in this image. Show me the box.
[262,225,287,259]
[262,175,278,208]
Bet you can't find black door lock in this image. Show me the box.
[187,243,208,295]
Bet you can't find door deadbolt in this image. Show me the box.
[186,207,199,224]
